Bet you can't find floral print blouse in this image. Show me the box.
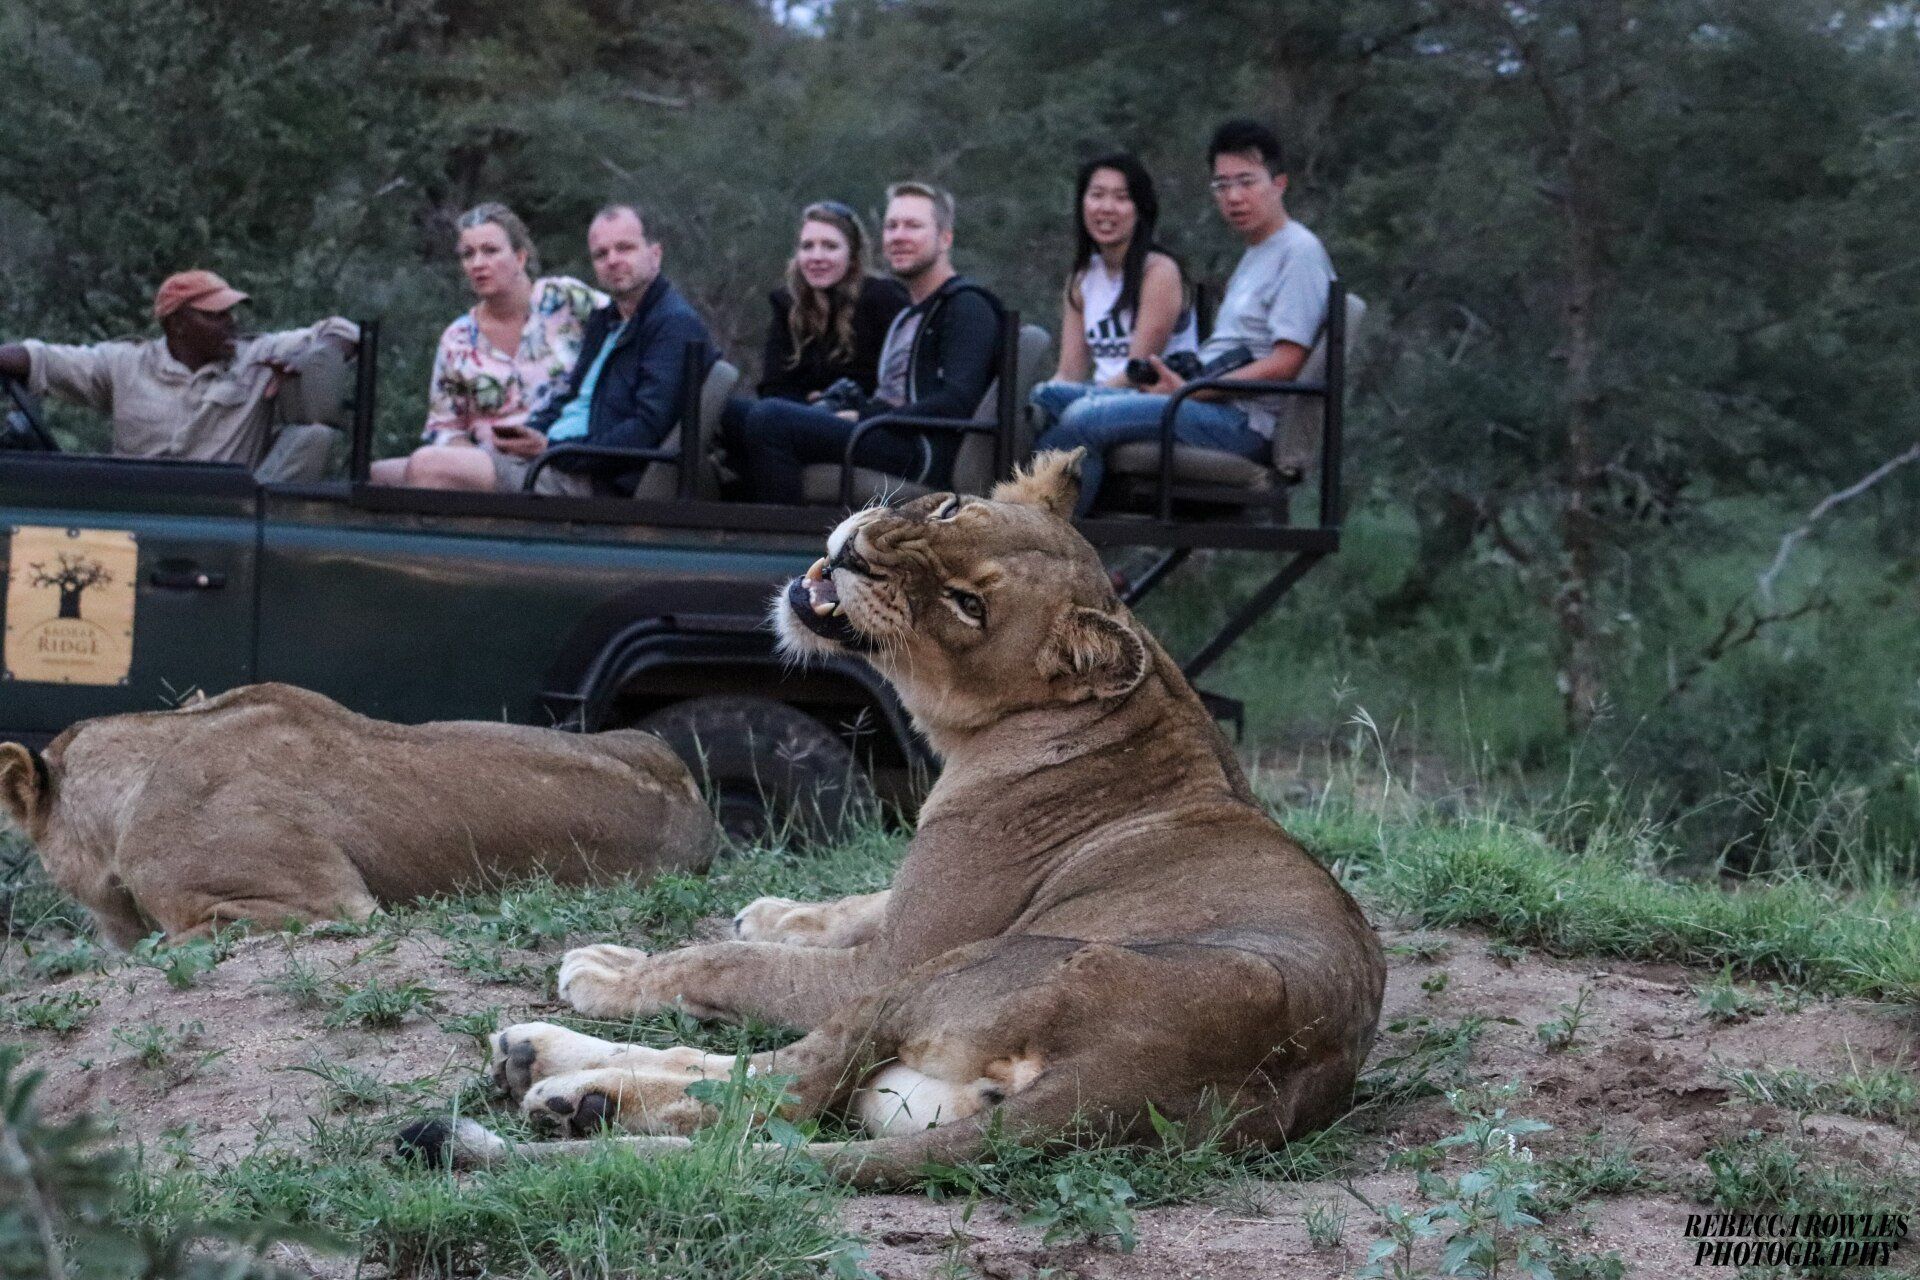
[422,276,606,438]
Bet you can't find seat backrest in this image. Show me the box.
[631,357,738,501]
[271,340,355,429]
[948,314,1026,495]
[1193,281,1220,343]
[1271,290,1367,479]
[1009,323,1054,459]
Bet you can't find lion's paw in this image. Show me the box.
[523,1072,623,1137]
[490,1021,621,1102]
[523,1068,711,1138]
[556,944,656,1018]
[732,896,802,941]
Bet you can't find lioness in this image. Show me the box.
[0,683,718,945]
[406,450,1384,1185]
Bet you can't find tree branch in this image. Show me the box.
[1663,439,1920,705]
[1757,440,1920,608]
[1661,595,1830,707]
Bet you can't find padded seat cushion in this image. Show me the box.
[800,465,933,506]
[271,342,355,429]
[1106,441,1276,489]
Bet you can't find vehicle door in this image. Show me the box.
[0,453,259,740]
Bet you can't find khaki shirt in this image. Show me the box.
[23,318,359,465]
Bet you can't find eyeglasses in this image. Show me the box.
[1208,174,1268,195]
[813,200,860,221]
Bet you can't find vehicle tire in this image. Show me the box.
[634,695,876,849]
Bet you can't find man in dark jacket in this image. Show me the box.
[403,203,713,496]
[732,182,1003,504]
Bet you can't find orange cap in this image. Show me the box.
[152,270,249,321]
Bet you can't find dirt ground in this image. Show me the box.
[6,910,1917,1279]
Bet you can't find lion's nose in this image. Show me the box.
[829,540,877,579]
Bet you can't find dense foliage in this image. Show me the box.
[2,0,1917,864]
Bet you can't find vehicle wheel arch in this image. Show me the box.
[546,623,929,826]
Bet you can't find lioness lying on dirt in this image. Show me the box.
[0,684,718,945]
[405,450,1385,1185]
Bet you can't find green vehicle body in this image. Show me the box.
[0,453,925,820]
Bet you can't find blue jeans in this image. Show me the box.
[729,397,928,504]
[1034,391,1268,518]
[1028,379,1137,434]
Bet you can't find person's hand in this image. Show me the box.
[1143,355,1186,395]
[489,425,547,458]
[260,357,298,400]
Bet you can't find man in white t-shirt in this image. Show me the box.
[1035,119,1334,517]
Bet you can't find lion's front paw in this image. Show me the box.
[732,896,801,941]
[556,944,656,1018]
[490,1021,621,1102]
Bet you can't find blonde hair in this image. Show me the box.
[455,202,539,277]
[885,180,956,235]
[784,202,873,369]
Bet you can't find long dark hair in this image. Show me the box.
[1066,152,1173,322]
[783,201,872,368]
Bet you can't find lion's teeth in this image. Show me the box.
[812,601,836,617]
[805,558,829,582]
[830,604,844,616]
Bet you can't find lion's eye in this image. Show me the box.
[945,588,986,625]
[935,496,962,520]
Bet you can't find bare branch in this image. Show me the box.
[617,87,689,110]
[1662,595,1830,706]
[1664,440,1919,704]
[1757,441,1920,608]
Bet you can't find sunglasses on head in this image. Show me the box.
[813,200,859,221]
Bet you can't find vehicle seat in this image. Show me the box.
[262,341,356,482]
[797,321,1051,505]
[632,359,739,501]
[1101,289,1366,516]
[271,341,356,430]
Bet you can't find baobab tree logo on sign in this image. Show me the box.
[5,525,138,685]
[31,553,112,621]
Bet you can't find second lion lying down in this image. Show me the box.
[412,449,1385,1184]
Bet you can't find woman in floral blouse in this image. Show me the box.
[371,203,603,484]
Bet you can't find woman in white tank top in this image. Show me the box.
[1031,152,1198,432]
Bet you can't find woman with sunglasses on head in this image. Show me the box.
[755,201,908,405]
[1029,152,1198,433]
[370,202,604,484]
[720,201,908,491]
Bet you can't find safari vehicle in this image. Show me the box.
[0,285,1358,838]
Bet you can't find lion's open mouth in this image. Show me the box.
[785,557,869,648]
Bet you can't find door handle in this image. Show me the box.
[148,563,227,591]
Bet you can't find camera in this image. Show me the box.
[1124,352,1209,387]
[816,377,867,413]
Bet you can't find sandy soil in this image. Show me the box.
[5,913,1916,1279]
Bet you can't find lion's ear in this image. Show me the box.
[0,743,49,838]
[1044,606,1148,700]
[992,448,1084,520]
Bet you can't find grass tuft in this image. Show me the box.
[1297,811,1920,1004]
